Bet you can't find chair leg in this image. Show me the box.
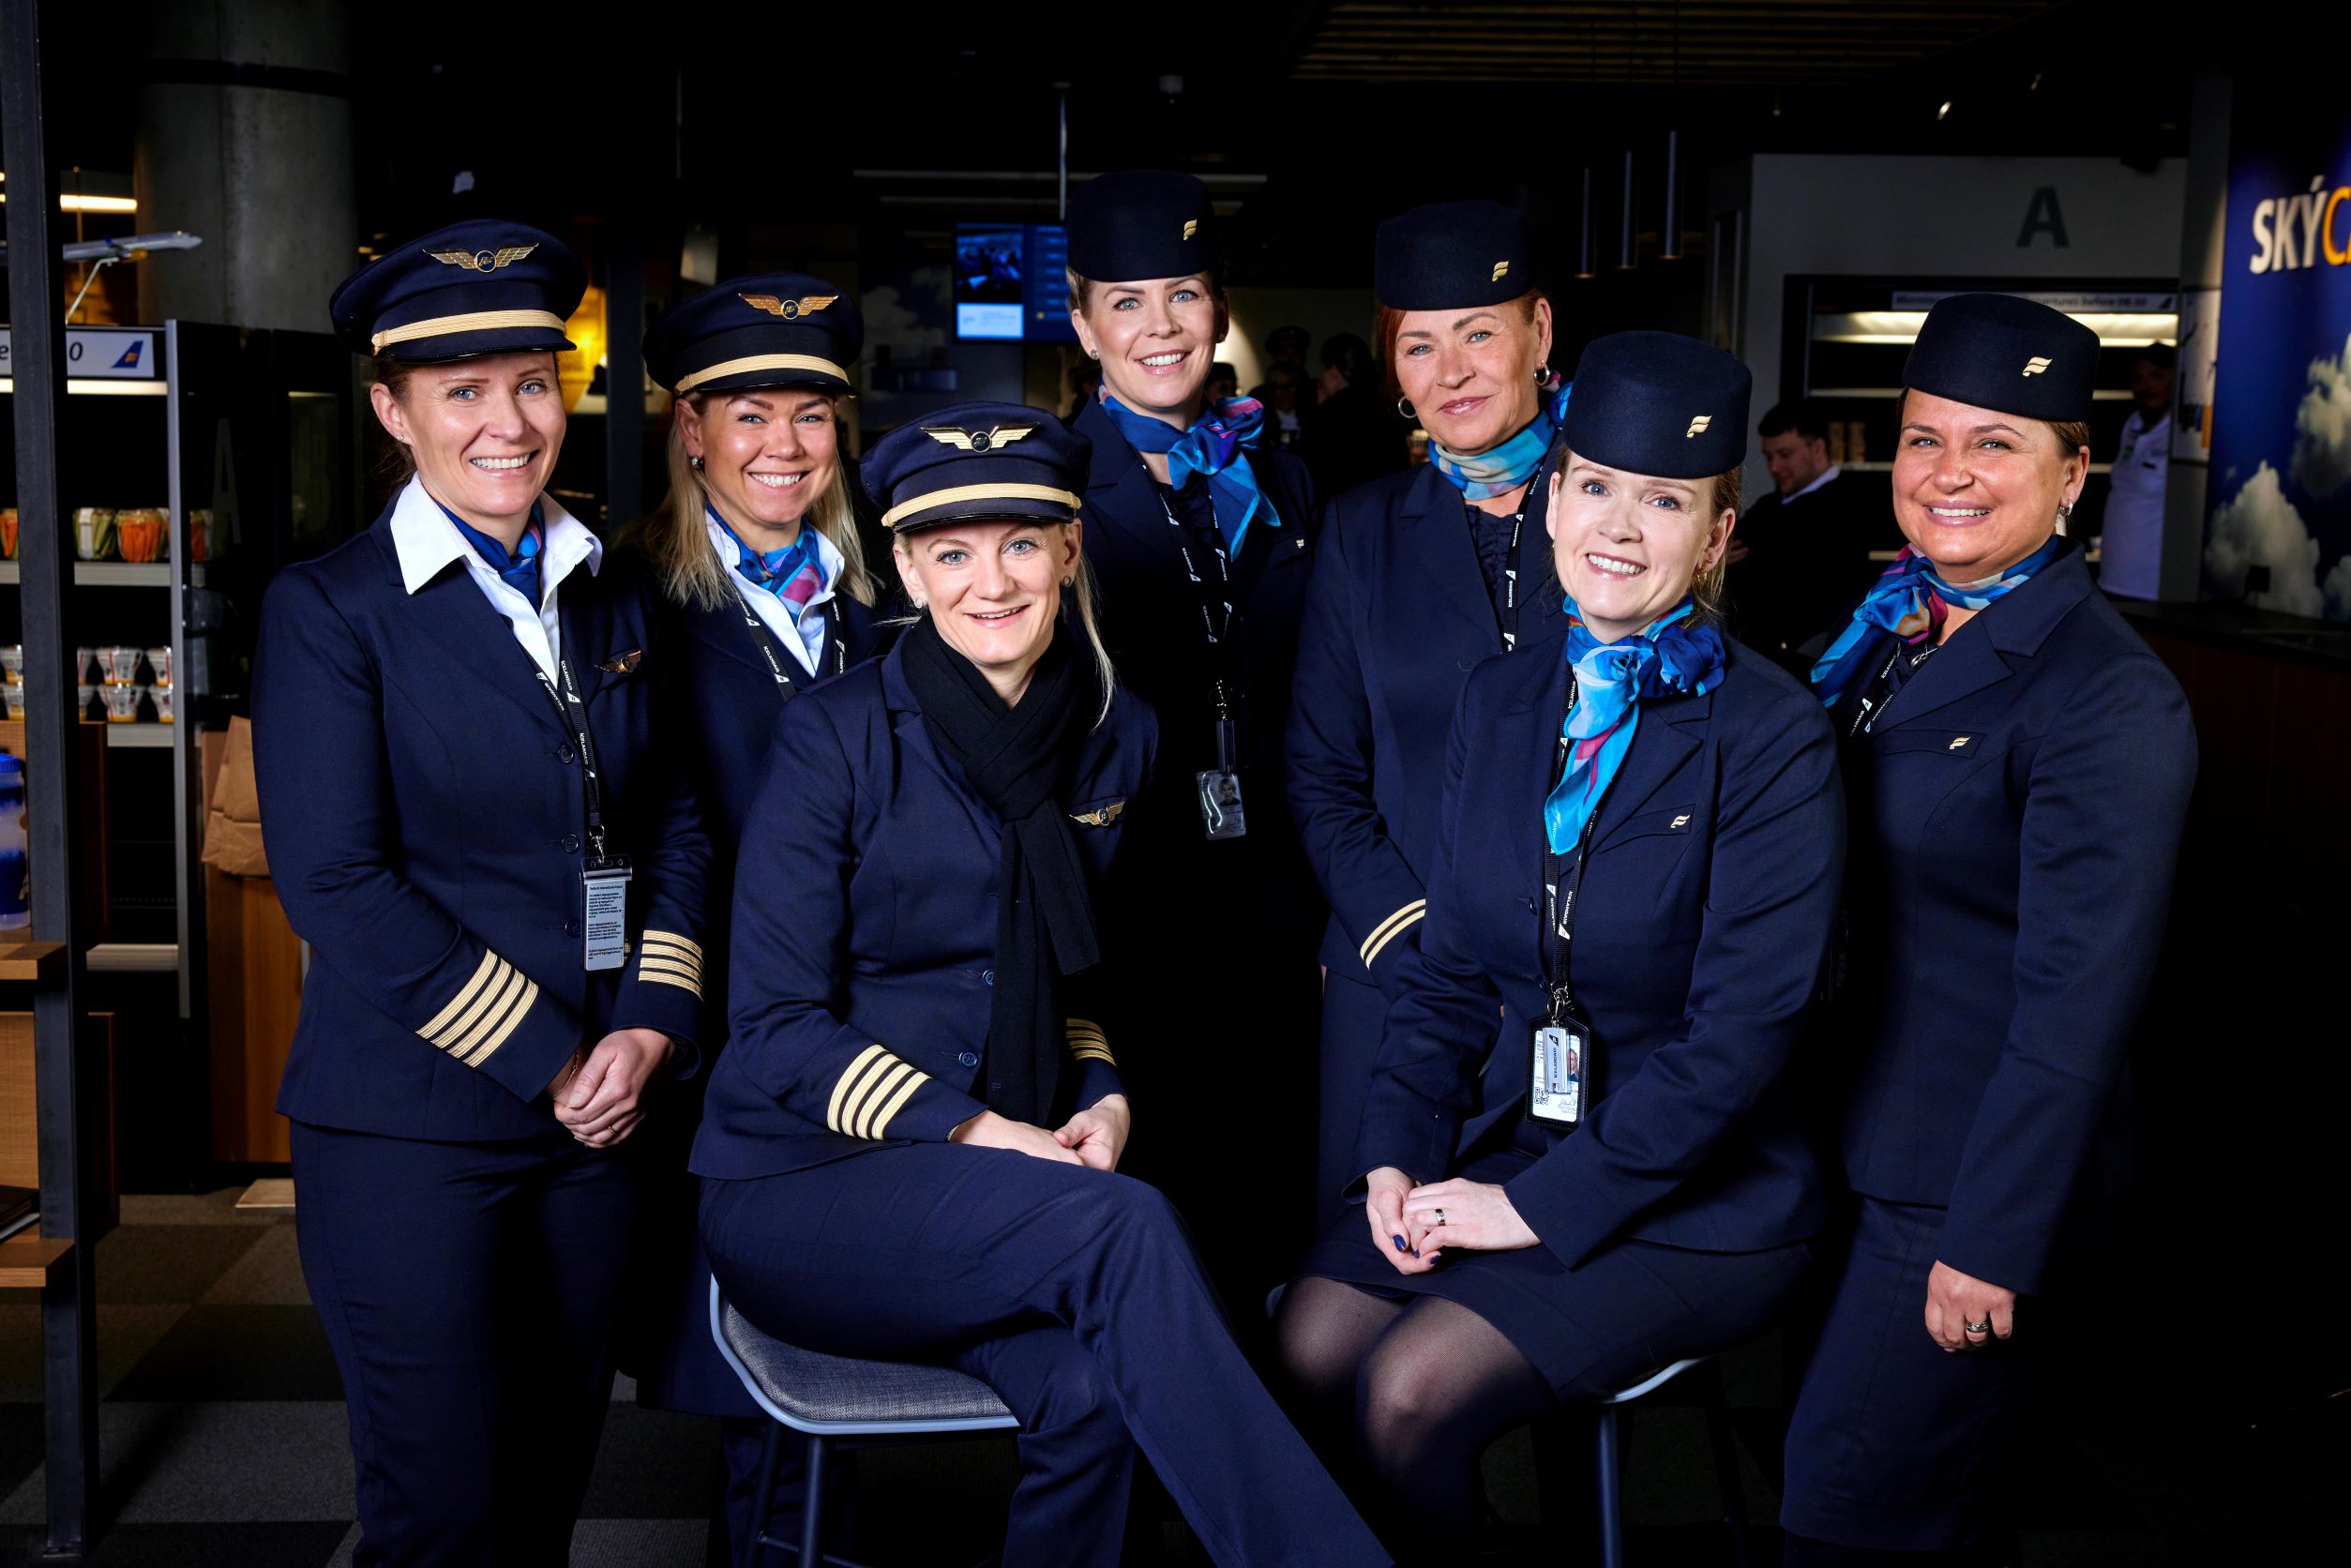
[1595,1404,1624,1568]
[1699,1366,1752,1568]
[751,1421,787,1553]
[800,1435,828,1567]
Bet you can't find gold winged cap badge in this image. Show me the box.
[741,293,839,320]
[427,243,539,273]
[923,424,1036,454]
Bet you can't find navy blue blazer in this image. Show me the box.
[1289,460,1569,995]
[1825,546,2194,1295]
[254,505,710,1143]
[1071,398,1322,942]
[1354,641,1843,1268]
[689,640,1156,1180]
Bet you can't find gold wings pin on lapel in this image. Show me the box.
[596,649,644,675]
[428,244,540,273]
[741,293,838,321]
[924,425,1035,454]
[1069,799,1126,828]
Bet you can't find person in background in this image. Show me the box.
[257,221,708,1564]
[625,273,889,1564]
[1785,294,2196,1566]
[1207,359,1242,403]
[1289,199,1570,1229]
[1303,331,1408,499]
[1723,400,1894,672]
[1064,356,1104,421]
[1263,361,1309,454]
[691,403,1387,1568]
[1281,332,1838,1563]
[2093,343,2175,601]
[1062,168,1324,1312]
[1265,323,1312,381]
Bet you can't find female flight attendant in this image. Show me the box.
[1277,334,1841,1562]
[1782,294,2196,1565]
[625,276,886,1561]
[1289,200,1570,1223]
[254,221,709,1565]
[690,402,1385,1568]
[1062,168,1325,1297]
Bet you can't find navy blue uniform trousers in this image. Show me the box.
[702,1145,1388,1568]
[293,1122,643,1567]
[1781,1196,2035,1555]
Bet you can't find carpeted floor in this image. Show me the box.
[0,1188,2343,1565]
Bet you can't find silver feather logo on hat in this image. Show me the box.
[741,293,838,321]
[1492,260,1511,282]
[427,244,538,273]
[925,425,1035,454]
[1686,415,1712,438]
[2023,356,2053,377]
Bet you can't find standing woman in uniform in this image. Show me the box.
[691,404,1386,1568]
[254,222,709,1564]
[1782,294,2196,1565]
[1289,200,1570,1224]
[1278,336,1840,1562]
[1062,169,1325,1298]
[625,276,885,1562]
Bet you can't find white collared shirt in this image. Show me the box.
[703,512,842,679]
[388,475,602,681]
[1782,463,1844,504]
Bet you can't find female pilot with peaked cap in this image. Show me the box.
[253,219,709,1563]
[1782,293,2196,1564]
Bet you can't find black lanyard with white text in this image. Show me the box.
[1495,441,1560,652]
[731,587,842,694]
[1530,672,1593,1125]
[1156,489,1251,840]
[535,656,631,970]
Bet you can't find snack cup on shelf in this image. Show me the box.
[77,686,98,719]
[99,686,141,723]
[150,685,175,724]
[74,647,97,684]
[73,508,117,561]
[0,646,22,686]
[188,509,209,563]
[1,686,22,721]
[100,646,142,686]
[144,646,173,687]
[0,508,18,559]
[116,508,168,564]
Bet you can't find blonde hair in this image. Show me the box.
[642,397,876,612]
[893,520,1121,727]
[1691,465,1742,625]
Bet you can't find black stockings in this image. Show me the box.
[1276,1276,1554,1561]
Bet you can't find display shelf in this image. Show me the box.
[85,942,176,972]
[102,726,174,749]
[0,942,66,984]
[0,1229,72,1289]
[0,561,205,587]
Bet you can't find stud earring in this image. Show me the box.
[1061,574,1076,588]
[688,455,704,471]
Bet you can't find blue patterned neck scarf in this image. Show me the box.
[1100,391,1276,556]
[709,504,827,622]
[1808,535,2068,709]
[1544,596,1726,854]
[441,499,546,607]
[1431,376,1572,504]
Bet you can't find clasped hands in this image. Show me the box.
[1364,1167,1538,1275]
[951,1094,1131,1172]
[548,1027,674,1147]
[1924,1259,2017,1353]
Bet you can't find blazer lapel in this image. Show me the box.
[401,567,568,736]
[1399,465,1504,641]
[685,596,781,679]
[1873,547,2095,731]
[1077,400,1191,578]
[1591,688,1709,838]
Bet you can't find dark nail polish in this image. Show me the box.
[1392,1234,1407,1251]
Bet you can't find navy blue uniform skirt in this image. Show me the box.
[1292,1144,1812,1397]
[1782,1195,2036,1552]
[701,1144,1387,1568]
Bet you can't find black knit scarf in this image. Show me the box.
[899,614,1102,1124]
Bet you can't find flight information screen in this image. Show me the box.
[955,223,1077,342]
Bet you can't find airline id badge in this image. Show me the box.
[581,855,633,972]
[1528,1021,1587,1126]
[1197,716,1248,840]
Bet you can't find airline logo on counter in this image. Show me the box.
[2247,173,2351,273]
[0,328,162,380]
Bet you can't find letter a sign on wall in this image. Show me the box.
[2017,187,2071,248]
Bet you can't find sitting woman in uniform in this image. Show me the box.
[1781,295,2196,1566]
[690,402,1385,1568]
[256,221,708,1564]
[1277,334,1843,1562]
[1291,200,1570,1229]
[622,276,887,1562]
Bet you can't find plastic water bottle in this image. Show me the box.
[0,754,28,930]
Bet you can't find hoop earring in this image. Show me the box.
[1396,397,1416,421]
[688,455,704,471]
[1535,364,1551,384]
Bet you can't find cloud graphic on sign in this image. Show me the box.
[2205,461,2325,616]
[2290,333,2351,498]
[2326,555,2351,622]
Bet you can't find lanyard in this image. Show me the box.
[730,585,842,693]
[1155,487,1246,731]
[535,657,611,861]
[1538,674,1593,1024]
[1496,443,1560,652]
[1846,640,1937,741]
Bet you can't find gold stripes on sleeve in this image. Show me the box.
[1065,1018,1116,1066]
[1359,900,1427,970]
[415,950,541,1068]
[637,930,704,998]
[825,1044,932,1139]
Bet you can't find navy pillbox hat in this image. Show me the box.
[1901,294,2100,426]
[863,401,1091,535]
[644,273,863,397]
[330,219,582,361]
[1065,170,1217,283]
[1560,331,1753,480]
[1375,201,1533,311]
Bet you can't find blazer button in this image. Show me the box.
[982,969,995,986]
[565,919,581,938]
[560,833,580,854]
[957,1051,980,1068]
[556,743,577,764]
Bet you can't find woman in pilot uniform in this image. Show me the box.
[1276,335,1840,1561]
[253,220,709,1566]
[1060,168,1325,1300]
[1781,294,2197,1565]
[690,402,1384,1568]
[624,274,887,1562]
[1289,200,1571,1226]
